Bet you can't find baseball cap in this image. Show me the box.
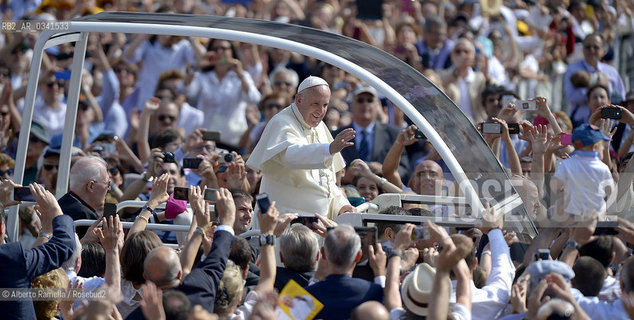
[353,85,377,97]
[30,120,50,145]
[527,260,575,286]
[572,123,610,148]
[297,76,328,93]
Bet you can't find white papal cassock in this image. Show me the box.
[246,103,350,219]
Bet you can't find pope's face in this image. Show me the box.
[296,85,331,128]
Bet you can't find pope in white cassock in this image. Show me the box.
[246,76,357,219]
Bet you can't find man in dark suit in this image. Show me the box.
[0,182,75,320]
[334,86,409,182]
[125,188,236,319]
[58,156,110,237]
[305,225,383,319]
[275,224,318,291]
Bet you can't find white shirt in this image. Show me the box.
[451,229,515,320]
[599,276,622,302]
[32,95,67,138]
[65,270,106,310]
[184,70,261,147]
[127,39,195,109]
[389,303,471,320]
[457,69,476,118]
[572,288,630,320]
[177,102,204,136]
[553,150,614,217]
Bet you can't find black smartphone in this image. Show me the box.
[508,123,520,135]
[256,193,270,215]
[103,203,117,220]
[202,131,221,141]
[601,107,622,120]
[594,220,619,235]
[204,188,217,202]
[355,0,383,20]
[173,187,189,201]
[354,226,377,247]
[535,248,550,260]
[414,129,426,140]
[480,122,502,134]
[182,158,203,169]
[291,216,319,231]
[14,187,35,202]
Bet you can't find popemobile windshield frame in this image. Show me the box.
[7,12,537,242]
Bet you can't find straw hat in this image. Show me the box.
[401,263,450,316]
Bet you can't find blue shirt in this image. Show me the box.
[564,60,626,126]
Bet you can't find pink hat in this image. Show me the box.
[165,193,187,219]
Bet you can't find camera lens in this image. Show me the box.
[224,153,234,162]
[163,152,175,163]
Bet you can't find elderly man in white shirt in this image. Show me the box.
[450,211,515,320]
[246,76,355,219]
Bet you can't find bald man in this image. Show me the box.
[143,246,182,289]
[247,76,356,219]
[408,160,455,217]
[351,301,390,320]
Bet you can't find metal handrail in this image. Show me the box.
[74,219,258,239]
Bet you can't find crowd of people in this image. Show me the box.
[0,0,634,319]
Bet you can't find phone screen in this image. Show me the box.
[202,131,221,141]
[481,123,502,134]
[103,203,117,219]
[182,158,203,169]
[173,187,189,201]
[14,187,35,202]
[256,193,270,215]
[204,188,217,202]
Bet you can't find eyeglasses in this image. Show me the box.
[273,81,293,87]
[158,114,176,122]
[43,164,58,171]
[113,67,129,74]
[0,168,14,176]
[584,45,602,51]
[92,178,112,187]
[264,103,282,110]
[212,46,231,51]
[356,97,375,104]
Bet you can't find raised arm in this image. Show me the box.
[383,125,417,186]
[99,215,123,294]
[255,201,279,293]
[137,97,160,164]
[350,159,403,194]
[127,173,170,237]
[385,224,415,311]
[180,186,211,279]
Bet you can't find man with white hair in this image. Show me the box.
[247,76,355,219]
[58,156,110,237]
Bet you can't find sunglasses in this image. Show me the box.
[212,46,231,51]
[46,81,64,88]
[356,97,374,104]
[0,168,14,176]
[273,81,293,87]
[584,45,602,50]
[43,164,58,171]
[158,114,176,122]
[113,68,131,74]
